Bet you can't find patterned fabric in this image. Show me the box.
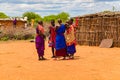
[48,26,56,47]
[65,24,76,54]
[65,25,76,46]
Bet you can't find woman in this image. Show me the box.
[55,19,67,60]
[13,18,17,28]
[35,21,46,60]
[65,18,76,59]
[48,20,56,58]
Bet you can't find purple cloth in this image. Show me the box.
[36,27,39,34]
[13,19,17,25]
[35,27,45,56]
[35,36,45,56]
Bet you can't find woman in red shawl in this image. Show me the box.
[48,20,56,58]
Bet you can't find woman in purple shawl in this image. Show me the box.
[35,21,46,60]
[13,18,17,28]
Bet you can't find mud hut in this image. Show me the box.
[75,11,120,47]
[0,18,27,29]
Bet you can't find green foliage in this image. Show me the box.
[57,12,69,22]
[43,15,57,22]
[103,10,111,13]
[22,12,42,22]
[22,11,69,23]
[0,12,9,18]
[0,11,70,22]
[43,12,70,22]
[0,36,9,41]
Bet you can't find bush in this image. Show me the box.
[0,22,51,41]
[0,27,35,41]
[0,36,9,41]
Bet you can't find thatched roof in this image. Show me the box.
[0,17,27,21]
[76,11,120,18]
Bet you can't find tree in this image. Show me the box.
[43,15,57,22]
[0,12,9,18]
[103,10,111,13]
[56,12,69,22]
[42,12,70,22]
[22,12,42,22]
[112,6,115,11]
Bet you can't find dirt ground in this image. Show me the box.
[0,40,120,80]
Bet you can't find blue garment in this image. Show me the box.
[55,24,66,50]
[67,44,76,54]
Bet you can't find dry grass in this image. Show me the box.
[0,27,35,41]
[0,22,52,41]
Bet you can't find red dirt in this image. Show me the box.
[0,40,120,80]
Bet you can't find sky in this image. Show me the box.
[0,0,120,17]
